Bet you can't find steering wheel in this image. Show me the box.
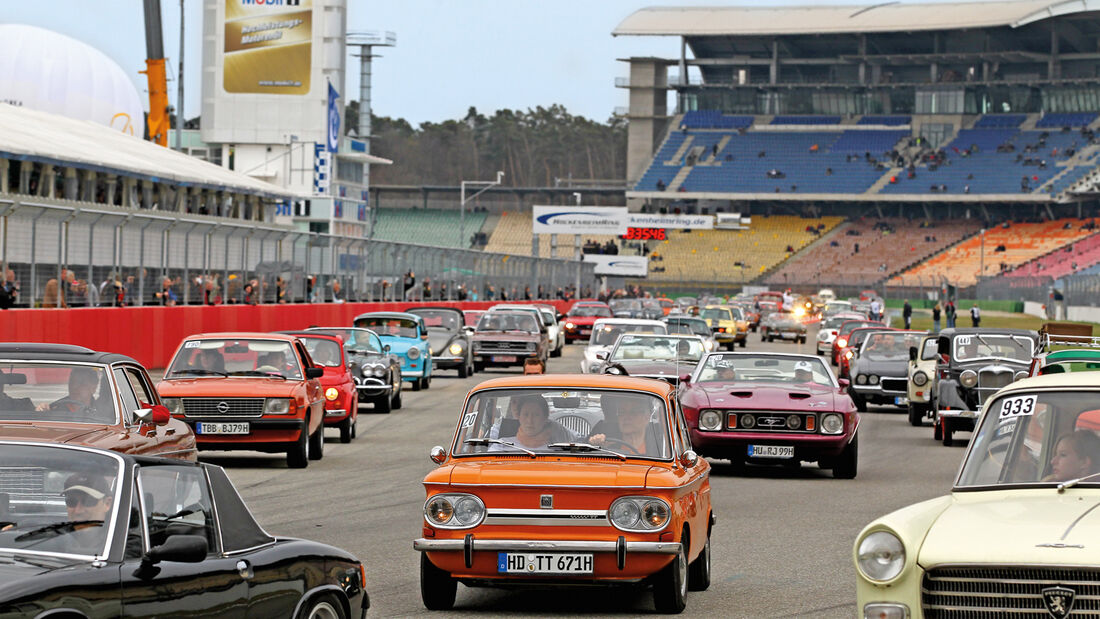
[601,437,642,455]
[256,365,281,373]
[51,398,89,413]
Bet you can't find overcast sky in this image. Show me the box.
[5,0,995,126]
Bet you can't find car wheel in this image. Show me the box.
[551,344,562,358]
[391,385,403,409]
[296,592,346,619]
[420,554,457,611]
[308,421,324,461]
[474,361,485,373]
[933,418,943,441]
[411,377,422,391]
[653,529,688,614]
[738,338,746,348]
[767,335,775,343]
[799,336,807,344]
[724,341,735,351]
[458,359,469,378]
[850,393,867,412]
[374,391,391,414]
[907,403,924,427]
[421,375,431,390]
[287,425,309,469]
[687,527,711,592]
[942,421,954,446]
[816,349,823,356]
[339,415,354,443]
[832,435,858,479]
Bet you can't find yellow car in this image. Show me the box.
[700,305,748,350]
[855,373,1100,619]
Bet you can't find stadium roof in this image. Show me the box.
[613,1,1099,37]
[0,103,295,199]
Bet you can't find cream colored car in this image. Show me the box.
[855,373,1100,619]
[906,335,939,426]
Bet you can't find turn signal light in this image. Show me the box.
[806,416,816,431]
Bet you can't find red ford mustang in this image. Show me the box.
[678,352,860,478]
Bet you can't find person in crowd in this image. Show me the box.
[970,304,981,327]
[902,300,912,329]
[932,302,942,333]
[945,300,957,328]
[155,277,178,306]
[275,276,288,304]
[0,269,20,309]
[331,280,345,303]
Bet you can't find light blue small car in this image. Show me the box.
[353,311,434,390]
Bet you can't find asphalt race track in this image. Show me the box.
[187,325,964,618]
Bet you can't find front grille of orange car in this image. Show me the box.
[182,398,266,418]
[923,566,1100,617]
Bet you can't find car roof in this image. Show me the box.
[469,374,675,397]
[276,331,344,344]
[406,306,464,315]
[181,332,300,342]
[999,372,1100,392]
[938,327,1037,337]
[593,318,665,326]
[1044,349,1100,360]
[354,311,421,321]
[0,343,141,365]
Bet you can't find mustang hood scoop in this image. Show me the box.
[700,383,836,409]
[788,392,812,400]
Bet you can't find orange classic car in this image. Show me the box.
[157,333,326,468]
[0,343,196,460]
[414,374,713,613]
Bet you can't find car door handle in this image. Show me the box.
[236,559,254,580]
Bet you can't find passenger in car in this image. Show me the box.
[1045,430,1100,481]
[492,395,572,449]
[193,348,225,373]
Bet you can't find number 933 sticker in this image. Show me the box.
[998,395,1037,420]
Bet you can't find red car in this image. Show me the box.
[679,352,859,478]
[561,301,612,342]
[830,320,884,366]
[280,331,358,443]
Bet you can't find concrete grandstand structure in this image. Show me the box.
[611,1,1100,292]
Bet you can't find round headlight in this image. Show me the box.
[373,365,387,377]
[565,322,576,329]
[589,363,602,373]
[1014,370,1028,382]
[912,371,929,386]
[609,499,640,529]
[526,342,536,351]
[449,342,464,356]
[837,338,848,348]
[821,413,844,434]
[642,501,670,528]
[868,375,880,385]
[704,340,716,351]
[324,387,339,401]
[786,414,802,430]
[741,414,756,429]
[425,496,454,525]
[609,497,671,532]
[857,531,906,582]
[960,369,978,388]
[699,410,722,431]
[453,496,486,526]
[856,374,867,385]
[407,347,420,360]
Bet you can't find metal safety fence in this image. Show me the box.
[0,196,597,308]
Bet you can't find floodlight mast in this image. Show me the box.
[461,171,504,249]
[347,31,396,239]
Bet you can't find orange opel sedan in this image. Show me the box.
[413,375,713,613]
[157,333,326,468]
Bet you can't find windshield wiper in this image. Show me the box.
[546,442,627,461]
[14,520,104,542]
[169,369,227,378]
[1058,471,1100,492]
[464,437,536,457]
[230,371,287,380]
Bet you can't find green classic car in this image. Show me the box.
[855,373,1100,619]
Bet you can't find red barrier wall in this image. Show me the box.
[0,300,579,369]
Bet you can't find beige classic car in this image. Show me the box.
[855,373,1100,619]
[906,335,939,426]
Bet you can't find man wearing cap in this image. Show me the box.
[793,360,816,385]
[53,472,114,554]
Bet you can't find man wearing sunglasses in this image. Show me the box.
[63,473,113,524]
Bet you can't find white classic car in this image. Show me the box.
[855,373,1100,619]
[580,318,666,373]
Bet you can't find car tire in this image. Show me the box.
[799,336,807,344]
[308,421,324,461]
[724,341,735,351]
[933,419,943,441]
[287,425,309,469]
[474,361,485,373]
[421,375,431,390]
[832,435,858,479]
[687,527,711,592]
[767,335,775,343]
[374,392,391,414]
[339,415,354,443]
[653,529,688,614]
[551,345,562,358]
[942,421,954,446]
[458,359,470,378]
[411,377,421,391]
[296,592,346,619]
[850,393,868,412]
[816,349,823,356]
[420,554,457,611]
[738,338,746,348]
[907,403,924,427]
[391,384,403,409]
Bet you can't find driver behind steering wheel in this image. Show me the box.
[37,368,105,420]
[588,393,662,456]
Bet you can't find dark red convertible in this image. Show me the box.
[678,352,860,478]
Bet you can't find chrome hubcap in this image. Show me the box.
[307,601,340,619]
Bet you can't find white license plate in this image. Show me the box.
[781,333,798,339]
[197,422,249,435]
[748,444,794,459]
[895,396,909,406]
[579,329,591,334]
[492,355,517,362]
[498,552,593,574]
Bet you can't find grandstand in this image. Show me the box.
[1002,223,1100,280]
[371,207,486,249]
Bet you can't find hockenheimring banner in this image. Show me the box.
[532,207,713,234]
[582,255,649,277]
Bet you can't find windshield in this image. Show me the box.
[954,334,1034,362]
[300,338,342,367]
[0,364,117,424]
[860,332,924,362]
[958,390,1100,487]
[412,310,461,331]
[667,319,710,337]
[696,354,834,387]
[569,306,611,318]
[355,317,419,338]
[477,313,539,333]
[166,339,302,379]
[767,312,799,325]
[0,445,121,558]
[609,299,641,310]
[823,315,858,329]
[308,328,381,354]
[453,388,671,459]
[611,335,704,362]
[463,311,485,327]
[701,308,731,321]
[839,321,879,336]
[590,323,667,346]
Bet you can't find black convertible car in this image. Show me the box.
[307,326,404,414]
[0,442,369,618]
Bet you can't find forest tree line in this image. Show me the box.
[346,102,627,187]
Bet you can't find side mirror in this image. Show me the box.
[838,378,850,389]
[909,346,918,361]
[143,534,207,565]
[595,351,608,361]
[306,367,324,379]
[430,445,447,464]
[679,450,699,468]
[679,373,691,385]
[135,404,172,426]
[383,345,391,353]
[421,334,428,340]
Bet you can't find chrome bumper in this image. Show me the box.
[324,408,347,417]
[937,409,979,421]
[355,379,393,393]
[432,355,464,364]
[413,538,681,555]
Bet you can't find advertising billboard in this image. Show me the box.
[582,255,649,277]
[532,206,628,235]
[223,0,313,95]
[626,213,713,229]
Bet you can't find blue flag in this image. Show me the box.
[327,82,340,153]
